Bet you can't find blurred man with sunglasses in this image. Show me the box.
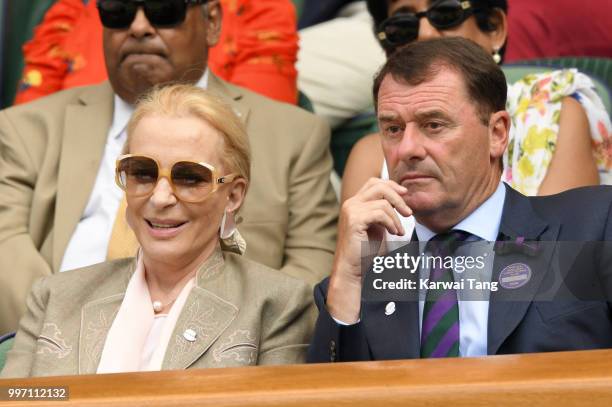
[0,0,338,333]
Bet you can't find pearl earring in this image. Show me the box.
[492,47,501,64]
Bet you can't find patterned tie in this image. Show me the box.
[420,230,471,358]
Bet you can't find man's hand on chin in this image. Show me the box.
[327,178,412,324]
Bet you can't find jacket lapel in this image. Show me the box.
[207,74,251,124]
[487,185,560,354]
[53,82,114,271]
[162,249,238,369]
[77,251,239,373]
[364,234,421,359]
[78,259,133,375]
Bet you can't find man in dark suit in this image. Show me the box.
[307,37,612,363]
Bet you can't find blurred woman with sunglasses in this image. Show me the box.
[1,84,314,378]
[342,0,611,202]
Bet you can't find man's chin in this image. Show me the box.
[128,71,171,88]
[404,194,441,217]
[116,75,170,103]
[122,61,175,82]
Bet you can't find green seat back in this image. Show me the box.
[2,0,56,107]
[297,90,314,113]
[291,0,305,20]
[331,111,378,176]
[0,336,15,373]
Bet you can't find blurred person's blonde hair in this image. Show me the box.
[125,83,251,184]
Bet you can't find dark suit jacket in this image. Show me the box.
[307,184,612,362]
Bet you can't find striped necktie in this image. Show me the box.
[420,230,471,358]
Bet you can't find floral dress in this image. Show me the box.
[504,69,612,195]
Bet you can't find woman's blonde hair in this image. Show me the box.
[126,83,251,183]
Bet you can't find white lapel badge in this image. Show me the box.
[183,328,197,342]
[385,302,396,316]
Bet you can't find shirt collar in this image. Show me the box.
[414,181,506,242]
[109,70,210,140]
[109,94,133,140]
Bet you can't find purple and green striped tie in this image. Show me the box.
[420,230,471,358]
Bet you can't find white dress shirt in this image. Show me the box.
[60,72,209,272]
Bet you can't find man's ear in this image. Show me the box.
[204,0,222,47]
[226,177,247,214]
[489,110,510,162]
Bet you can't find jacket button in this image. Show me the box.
[330,340,337,361]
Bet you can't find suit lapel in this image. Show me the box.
[487,185,560,354]
[78,260,132,374]
[207,74,251,124]
[162,249,238,369]
[77,251,238,373]
[364,235,421,359]
[53,82,114,271]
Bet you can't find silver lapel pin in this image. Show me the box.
[385,302,396,316]
[183,328,197,342]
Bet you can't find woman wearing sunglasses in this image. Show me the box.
[1,84,314,378]
[342,0,611,202]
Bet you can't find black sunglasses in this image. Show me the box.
[97,0,208,29]
[377,0,474,53]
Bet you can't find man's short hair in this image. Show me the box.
[372,37,507,125]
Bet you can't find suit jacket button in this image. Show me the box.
[330,340,337,361]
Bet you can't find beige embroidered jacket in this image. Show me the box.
[1,249,315,378]
[0,74,338,333]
